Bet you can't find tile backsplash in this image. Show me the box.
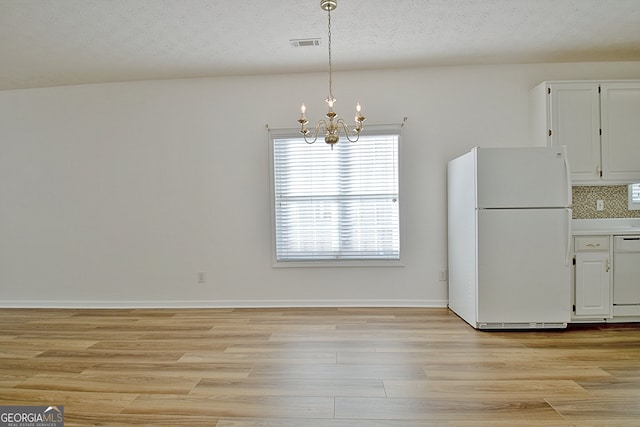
[573,185,640,219]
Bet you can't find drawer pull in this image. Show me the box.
[585,243,601,247]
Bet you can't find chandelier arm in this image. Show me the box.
[336,118,361,143]
[302,120,328,144]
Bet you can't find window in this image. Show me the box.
[629,183,640,210]
[269,126,401,265]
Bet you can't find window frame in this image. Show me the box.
[629,183,640,210]
[268,125,404,268]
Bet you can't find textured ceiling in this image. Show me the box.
[1,0,640,90]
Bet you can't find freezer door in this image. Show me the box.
[477,209,571,324]
[476,147,571,208]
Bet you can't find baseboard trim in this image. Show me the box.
[0,299,448,309]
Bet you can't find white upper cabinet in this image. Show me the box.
[529,81,640,184]
[601,82,640,182]
[550,83,600,181]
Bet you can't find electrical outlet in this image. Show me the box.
[596,200,604,211]
[197,272,206,284]
[439,269,448,281]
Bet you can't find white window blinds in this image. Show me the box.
[630,183,640,210]
[271,128,400,262]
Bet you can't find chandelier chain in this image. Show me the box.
[327,8,334,102]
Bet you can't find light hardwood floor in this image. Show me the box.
[1,307,639,426]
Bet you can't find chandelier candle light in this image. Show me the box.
[298,0,365,148]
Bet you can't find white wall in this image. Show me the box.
[1,61,640,307]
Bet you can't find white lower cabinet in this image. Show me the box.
[574,236,612,318]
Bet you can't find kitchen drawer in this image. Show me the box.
[575,236,609,252]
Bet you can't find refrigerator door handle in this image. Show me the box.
[562,145,572,204]
[565,208,572,266]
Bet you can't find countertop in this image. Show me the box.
[572,218,640,236]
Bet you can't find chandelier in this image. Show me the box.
[298,0,365,149]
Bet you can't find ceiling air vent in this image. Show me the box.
[290,38,321,48]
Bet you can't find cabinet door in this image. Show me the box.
[549,83,601,182]
[601,82,640,182]
[575,252,611,316]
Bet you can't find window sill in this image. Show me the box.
[272,259,405,268]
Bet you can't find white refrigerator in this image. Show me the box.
[447,146,572,329]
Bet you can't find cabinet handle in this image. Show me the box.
[585,243,601,247]
[605,258,610,272]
